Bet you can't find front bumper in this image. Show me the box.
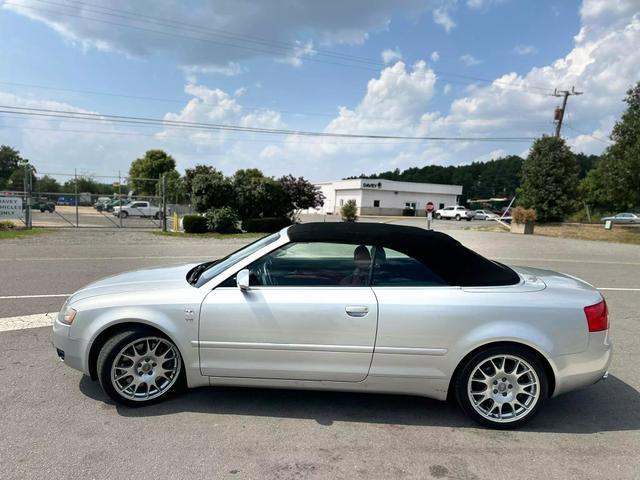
[551,331,612,397]
[52,316,88,375]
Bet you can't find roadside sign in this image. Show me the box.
[0,196,23,219]
[426,201,435,213]
[604,220,612,230]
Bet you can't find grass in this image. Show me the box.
[468,222,640,245]
[152,230,268,239]
[534,223,640,245]
[0,228,51,240]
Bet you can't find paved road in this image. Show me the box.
[0,223,639,479]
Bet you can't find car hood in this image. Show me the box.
[68,263,200,304]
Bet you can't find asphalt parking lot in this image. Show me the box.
[0,220,638,479]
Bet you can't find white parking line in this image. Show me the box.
[0,294,71,299]
[0,312,57,332]
[597,287,640,292]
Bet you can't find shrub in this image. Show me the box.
[0,221,16,231]
[182,214,208,234]
[402,207,415,216]
[205,206,240,233]
[243,217,292,233]
[512,207,537,224]
[341,199,358,222]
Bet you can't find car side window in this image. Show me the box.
[371,247,447,287]
[247,242,374,287]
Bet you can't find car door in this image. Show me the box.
[199,241,378,382]
[368,246,463,381]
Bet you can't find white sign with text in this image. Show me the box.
[0,196,23,219]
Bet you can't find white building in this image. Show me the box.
[311,178,463,216]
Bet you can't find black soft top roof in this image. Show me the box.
[287,222,519,287]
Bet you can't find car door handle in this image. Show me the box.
[345,306,369,317]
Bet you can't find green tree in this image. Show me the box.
[518,135,579,222]
[36,175,61,193]
[595,82,640,209]
[128,149,177,195]
[0,145,24,188]
[190,167,234,213]
[184,164,216,198]
[341,199,358,222]
[164,170,187,204]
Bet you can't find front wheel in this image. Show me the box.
[435,213,441,220]
[119,211,128,218]
[455,214,461,221]
[97,328,183,407]
[455,346,547,429]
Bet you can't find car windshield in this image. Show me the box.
[190,232,281,287]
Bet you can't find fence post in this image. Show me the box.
[23,164,32,229]
[118,171,123,228]
[161,174,167,232]
[74,168,79,228]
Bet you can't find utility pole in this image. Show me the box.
[553,86,583,137]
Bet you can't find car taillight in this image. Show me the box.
[584,300,608,332]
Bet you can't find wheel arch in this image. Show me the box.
[446,341,556,401]
[87,320,182,380]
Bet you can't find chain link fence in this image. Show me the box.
[0,167,194,230]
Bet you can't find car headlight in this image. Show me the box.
[60,305,77,325]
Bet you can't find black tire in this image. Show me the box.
[435,213,441,220]
[455,214,461,221]
[96,327,184,407]
[119,211,128,218]
[455,345,548,429]
[466,217,472,222]
[40,209,45,213]
[154,211,161,220]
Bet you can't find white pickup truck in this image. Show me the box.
[434,205,476,221]
[112,201,162,219]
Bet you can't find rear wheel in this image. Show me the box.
[435,213,441,219]
[97,328,183,407]
[119,211,128,218]
[455,214,461,221]
[455,346,547,429]
[154,211,161,220]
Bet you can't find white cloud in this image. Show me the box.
[443,83,452,94]
[513,44,538,55]
[2,0,432,71]
[433,7,456,32]
[460,53,481,66]
[381,48,403,64]
[430,51,440,62]
[275,40,316,67]
[466,0,506,9]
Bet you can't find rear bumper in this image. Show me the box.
[551,331,612,397]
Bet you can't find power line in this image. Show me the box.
[0,105,537,142]
[563,124,611,145]
[4,0,556,95]
[0,80,558,127]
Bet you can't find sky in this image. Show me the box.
[0,0,638,181]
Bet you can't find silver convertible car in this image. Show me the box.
[53,223,611,429]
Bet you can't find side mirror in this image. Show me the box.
[236,269,250,291]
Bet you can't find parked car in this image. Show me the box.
[53,223,611,429]
[97,198,125,213]
[30,198,55,213]
[435,205,476,221]
[94,197,111,209]
[112,201,161,219]
[56,196,76,206]
[600,213,639,224]
[474,209,499,221]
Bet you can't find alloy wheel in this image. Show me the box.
[466,354,540,423]
[110,337,181,402]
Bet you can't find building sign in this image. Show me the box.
[362,182,382,189]
[0,196,23,219]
